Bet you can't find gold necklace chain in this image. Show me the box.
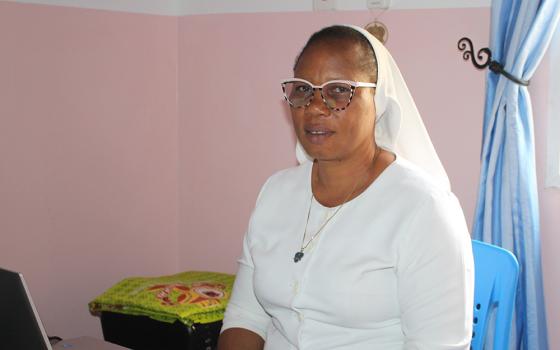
[293,147,381,263]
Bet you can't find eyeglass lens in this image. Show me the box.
[283,81,354,110]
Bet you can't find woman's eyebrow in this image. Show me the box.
[292,76,356,84]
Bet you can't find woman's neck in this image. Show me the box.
[312,145,380,207]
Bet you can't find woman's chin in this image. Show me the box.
[304,150,340,162]
[299,140,342,162]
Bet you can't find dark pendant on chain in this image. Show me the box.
[294,251,304,263]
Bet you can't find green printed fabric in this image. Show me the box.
[89,271,235,325]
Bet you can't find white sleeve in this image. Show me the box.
[220,233,271,340]
[397,192,474,350]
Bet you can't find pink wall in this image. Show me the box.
[2,2,559,347]
[0,3,179,339]
[531,55,560,349]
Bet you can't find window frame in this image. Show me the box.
[546,26,560,188]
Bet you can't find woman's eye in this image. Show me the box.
[333,85,351,93]
[327,84,351,95]
[295,84,312,93]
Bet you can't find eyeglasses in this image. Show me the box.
[281,78,376,111]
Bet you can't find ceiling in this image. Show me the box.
[6,0,491,16]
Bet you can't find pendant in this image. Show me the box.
[294,251,304,263]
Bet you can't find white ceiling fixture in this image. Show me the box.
[313,0,337,12]
[366,0,391,10]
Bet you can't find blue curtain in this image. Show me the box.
[472,0,560,349]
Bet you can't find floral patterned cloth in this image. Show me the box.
[89,271,235,325]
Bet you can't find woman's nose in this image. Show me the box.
[305,89,331,117]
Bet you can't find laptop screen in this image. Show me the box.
[0,268,51,350]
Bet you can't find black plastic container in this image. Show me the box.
[100,311,222,350]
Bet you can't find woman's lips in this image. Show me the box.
[304,126,335,144]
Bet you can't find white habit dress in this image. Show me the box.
[221,156,474,350]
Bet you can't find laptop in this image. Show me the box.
[0,267,129,350]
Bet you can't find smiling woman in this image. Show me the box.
[218,25,474,350]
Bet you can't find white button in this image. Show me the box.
[298,313,304,321]
[293,281,299,294]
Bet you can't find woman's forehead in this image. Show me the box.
[294,41,372,82]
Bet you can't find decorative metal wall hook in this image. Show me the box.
[457,37,529,86]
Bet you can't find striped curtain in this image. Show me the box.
[472,0,560,349]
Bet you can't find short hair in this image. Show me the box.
[293,25,378,83]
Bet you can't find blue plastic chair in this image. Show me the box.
[471,240,519,350]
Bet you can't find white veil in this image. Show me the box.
[295,24,450,190]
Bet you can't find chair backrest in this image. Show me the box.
[471,240,519,350]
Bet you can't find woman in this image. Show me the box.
[218,24,474,350]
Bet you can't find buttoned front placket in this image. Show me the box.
[289,200,336,349]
